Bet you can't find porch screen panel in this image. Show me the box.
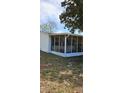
[54,35,59,52]
[60,35,65,53]
[66,36,71,53]
[51,36,54,51]
[78,37,83,52]
[72,36,77,53]
[81,37,83,52]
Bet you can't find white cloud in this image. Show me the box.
[40,0,68,32]
[40,0,64,24]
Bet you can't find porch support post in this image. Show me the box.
[64,35,67,53]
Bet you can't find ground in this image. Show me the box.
[40,51,83,93]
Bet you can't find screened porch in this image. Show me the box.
[50,35,83,54]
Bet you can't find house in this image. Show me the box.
[40,31,83,57]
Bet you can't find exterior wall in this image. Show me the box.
[40,32,50,52]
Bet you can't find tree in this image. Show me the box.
[40,24,51,32]
[59,0,83,33]
[40,21,57,32]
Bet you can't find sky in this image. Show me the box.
[40,0,69,33]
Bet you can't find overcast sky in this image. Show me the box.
[40,0,68,32]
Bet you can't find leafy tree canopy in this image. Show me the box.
[59,0,83,33]
[40,21,57,32]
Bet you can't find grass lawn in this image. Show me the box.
[40,51,83,93]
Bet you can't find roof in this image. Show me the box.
[40,31,83,37]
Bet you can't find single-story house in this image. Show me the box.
[40,31,83,57]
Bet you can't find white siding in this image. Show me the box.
[40,32,50,52]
